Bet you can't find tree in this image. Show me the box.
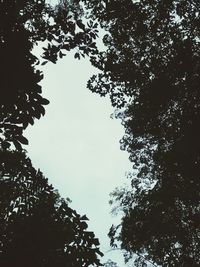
[0,0,98,151]
[0,1,103,266]
[0,149,103,267]
[80,0,200,266]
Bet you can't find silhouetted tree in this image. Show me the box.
[0,150,103,267]
[0,0,98,150]
[0,1,104,265]
[80,0,200,266]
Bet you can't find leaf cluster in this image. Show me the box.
[0,1,104,266]
[0,150,103,267]
[82,0,200,266]
[0,0,99,151]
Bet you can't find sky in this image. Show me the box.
[24,51,133,265]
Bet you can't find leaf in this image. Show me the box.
[87,20,93,28]
[89,42,97,49]
[62,44,70,51]
[93,238,100,246]
[1,141,11,150]
[23,121,29,129]
[90,32,97,39]
[59,51,66,58]
[81,215,89,221]
[40,106,46,116]
[68,21,75,33]
[41,61,48,66]
[77,20,85,30]
[13,140,22,151]
[29,116,34,125]
[81,221,88,229]
[33,110,41,119]
[74,52,80,60]
[16,135,29,145]
[96,249,104,257]
[40,98,50,105]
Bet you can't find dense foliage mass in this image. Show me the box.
[1,0,200,266]
[81,0,200,266]
[0,150,103,267]
[0,1,103,266]
[0,0,98,150]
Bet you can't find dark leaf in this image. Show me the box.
[41,61,48,66]
[74,52,80,60]
[16,135,28,145]
[77,20,85,30]
[40,98,50,105]
[13,140,22,151]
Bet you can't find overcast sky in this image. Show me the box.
[24,51,133,265]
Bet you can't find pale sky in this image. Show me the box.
[24,52,133,266]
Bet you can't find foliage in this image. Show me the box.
[0,0,98,151]
[0,150,103,267]
[81,0,200,266]
[103,259,118,267]
[0,2,104,265]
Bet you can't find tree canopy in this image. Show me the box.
[0,0,98,150]
[0,150,103,267]
[1,1,103,266]
[1,0,200,266]
[81,0,200,266]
